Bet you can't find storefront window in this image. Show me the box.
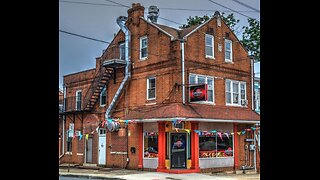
[144,133,158,158]
[199,133,233,158]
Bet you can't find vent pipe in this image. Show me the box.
[105,16,131,119]
[147,6,159,23]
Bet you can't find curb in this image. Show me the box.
[59,173,125,180]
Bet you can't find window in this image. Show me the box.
[205,34,214,58]
[225,80,246,106]
[75,90,82,110]
[225,39,232,62]
[119,43,125,60]
[189,74,214,103]
[144,132,158,158]
[199,133,233,158]
[67,136,72,152]
[147,77,156,100]
[100,86,106,106]
[140,36,148,59]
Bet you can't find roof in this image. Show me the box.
[124,103,260,121]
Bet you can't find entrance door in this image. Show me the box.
[170,133,186,168]
[98,129,106,165]
[86,137,93,163]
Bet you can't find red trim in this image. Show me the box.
[137,123,143,169]
[157,121,166,170]
[191,122,200,170]
[157,169,200,174]
[233,123,239,169]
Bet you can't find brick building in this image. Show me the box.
[59,3,260,173]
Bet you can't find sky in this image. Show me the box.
[59,0,260,89]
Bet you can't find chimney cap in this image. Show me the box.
[214,11,221,17]
[132,3,141,8]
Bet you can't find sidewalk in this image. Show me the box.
[59,164,260,180]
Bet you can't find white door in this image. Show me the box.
[98,128,106,165]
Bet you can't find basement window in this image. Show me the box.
[100,86,106,107]
[140,36,148,60]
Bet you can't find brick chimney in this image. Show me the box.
[127,3,145,25]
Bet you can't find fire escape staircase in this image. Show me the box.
[82,66,114,111]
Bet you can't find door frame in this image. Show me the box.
[170,132,187,169]
[98,128,107,165]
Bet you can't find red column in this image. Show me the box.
[234,123,239,169]
[137,123,143,169]
[191,122,200,170]
[157,121,166,170]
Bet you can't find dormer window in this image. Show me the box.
[205,34,214,59]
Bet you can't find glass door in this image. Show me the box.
[170,133,186,168]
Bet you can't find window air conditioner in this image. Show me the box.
[241,99,248,106]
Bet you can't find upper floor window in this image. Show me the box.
[189,74,214,103]
[147,77,156,100]
[225,39,233,62]
[100,86,106,106]
[140,36,148,60]
[75,90,82,110]
[205,34,214,58]
[119,43,125,60]
[226,80,246,106]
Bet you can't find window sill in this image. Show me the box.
[100,105,106,107]
[205,56,215,60]
[226,104,247,107]
[66,152,72,155]
[189,101,215,105]
[145,102,156,105]
[224,60,233,64]
[139,57,148,61]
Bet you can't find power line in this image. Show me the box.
[59,0,122,7]
[231,0,260,13]
[104,0,130,8]
[59,30,111,44]
[158,7,258,13]
[207,0,259,21]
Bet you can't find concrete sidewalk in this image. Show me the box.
[59,165,260,180]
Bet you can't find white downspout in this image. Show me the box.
[105,16,131,119]
[251,58,254,110]
[181,40,185,104]
[59,86,66,159]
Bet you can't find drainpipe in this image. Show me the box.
[59,86,67,159]
[250,57,254,110]
[180,40,186,104]
[105,16,131,119]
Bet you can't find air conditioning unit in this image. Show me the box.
[241,99,248,106]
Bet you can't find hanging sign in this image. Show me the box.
[189,84,208,102]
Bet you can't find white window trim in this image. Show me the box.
[140,36,148,60]
[205,34,215,59]
[147,77,156,100]
[100,86,106,107]
[225,79,247,107]
[225,39,233,62]
[189,73,215,104]
[198,134,234,158]
[143,132,159,160]
[75,90,82,110]
[119,42,125,60]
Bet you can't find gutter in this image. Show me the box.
[180,40,186,104]
[105,16,131,119]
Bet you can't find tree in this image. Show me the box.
[180,14,260,61]
[241,18,260,61]
[179,15,210,29]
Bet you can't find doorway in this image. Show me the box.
[86,136,93,163]
[170,133,186,168]
[98,128,106,165]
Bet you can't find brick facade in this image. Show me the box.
[59,2,260,172]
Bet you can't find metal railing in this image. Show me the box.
[62,96,85,112]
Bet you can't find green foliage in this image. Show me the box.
[179,15,210,29]
[241,18,260,61]
[221,13,240,32]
